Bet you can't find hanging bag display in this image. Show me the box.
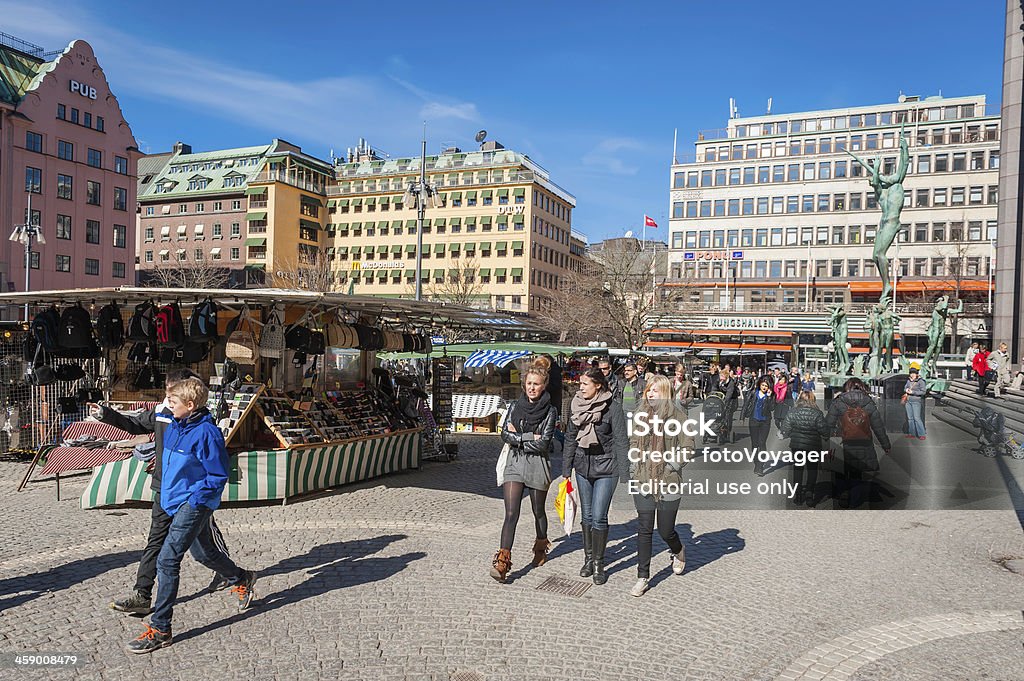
[188,298,220,342]
[224,306,260,364]
[154,302,186,348]
[58,303,97,353]
[259,305,286,359]
[127,301,158,342]
[31,306,62,352]
[95,302,125,350]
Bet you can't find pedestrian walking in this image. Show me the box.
[598,359,623,402]
[126,377,257,654]
[562,367,629,585]
[490,366,559,582]
[974,345,990,395]
[989,342,1012,398]
[627,375,691,597]
[90,368,234,616]
[702,362,720,399]
[781,391,829,506]
[743,377,776,474]
[902,367,928,440]
[965,342,979,380]
[671,362,693,414]
[717,368,739,442]
[620,362,646,414]
[825,378,892,509]
[773,370,792,430]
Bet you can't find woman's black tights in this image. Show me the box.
[500,481,548,549]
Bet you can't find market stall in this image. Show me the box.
[1,288,549,507]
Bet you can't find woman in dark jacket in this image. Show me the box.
[562,367,628,585]
[825,378,892,509]
[781,390,829,506]
[717,368,739,442]
[490,366,558,582]
[743,377,776,467]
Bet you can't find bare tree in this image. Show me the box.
[429,257,488,308]
[537,240,684,350]
[934,238,977,354]
[142,256,231,289]
[272,252,340,292]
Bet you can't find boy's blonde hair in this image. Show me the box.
[166,376,208,408]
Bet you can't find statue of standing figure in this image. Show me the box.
[920,295,963,378]
[879,300,901,374]
[846,123,910,302]
[866,303,884,378]
[830,306,851,375]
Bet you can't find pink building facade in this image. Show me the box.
[0,38,139,309]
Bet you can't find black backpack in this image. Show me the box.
[127,302,158,342]
[58,304,96,350]
[154,302,186,348]
[31,306,62,351]
[95,303,124,350]
[188,299,220,341]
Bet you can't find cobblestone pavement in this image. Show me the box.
[1,417,1023,680]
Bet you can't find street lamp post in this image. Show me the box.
[405,130,443,301]
[9,192,44,322]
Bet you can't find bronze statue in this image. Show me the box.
[829,306,851,375]
[920,295,963,378]
[846,124,910,302]
[879,299,901,375]
[866,303,883,378]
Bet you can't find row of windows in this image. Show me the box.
[673,184,998,219]
[20,208,127,247]
[25,132,128,174]
[675,220,998,249]
[725,105,990,141]
[167,158,262,173]
[144,200,244,215]
[180,175,246,192]
[144,223,242,240]
[334,244,526,260]
[29,252,125,278]
[335,191,524,214]
[145,248,240,263]
[338,270,525,287]
[56,103,105,132]
[25,167,128,209]
[676,256,993,280]
[674,150,999,190]
[329,220,525,238]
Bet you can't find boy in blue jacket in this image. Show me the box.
[127,377,257,654]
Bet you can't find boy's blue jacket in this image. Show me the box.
[159,408,229,516]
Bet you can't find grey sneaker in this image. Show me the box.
[207,574,230,593]
[125,625,171,654]
[630,578,650,597]
[230,570,257,611]
[671,551,686,575]
[110,590,152,615]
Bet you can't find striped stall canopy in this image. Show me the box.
[463,349,532,368]
[81,431,421,509]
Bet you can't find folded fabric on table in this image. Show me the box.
[108,434,152,450]
[132,442,156,462]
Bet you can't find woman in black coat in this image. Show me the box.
[717,368,739,442]
[781,390,829,506]
[825,378,892,509]
[562,367,629,585]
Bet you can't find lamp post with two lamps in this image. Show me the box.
[9,192,45,322]
[403,128,446,301]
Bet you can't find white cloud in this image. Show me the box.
[580,137,647,176]
[0,1,480,151]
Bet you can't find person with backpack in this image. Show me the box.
[89,369,236,616]
[825,378,892,509]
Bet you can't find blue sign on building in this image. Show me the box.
[683,252,696,260]
[731,251,744,260]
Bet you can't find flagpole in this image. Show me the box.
[642,214,646,250]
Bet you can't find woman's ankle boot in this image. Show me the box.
[592,527,609,585]
[531,538,552,567]
[489,549,511,582]
[579,523,594,577]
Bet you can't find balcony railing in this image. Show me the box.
[660,301,990,315]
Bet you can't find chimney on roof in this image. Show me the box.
[480,140,504,152]
[172,141,192,155]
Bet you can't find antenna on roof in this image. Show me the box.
[766,97,772,115]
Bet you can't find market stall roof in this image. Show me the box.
[0,287,553,337]
[463,349,532,368]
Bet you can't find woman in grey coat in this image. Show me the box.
[628,375,693,597]
[490,366,558,582]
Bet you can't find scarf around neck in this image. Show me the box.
[510,391,551,433]
[571,389,613,449]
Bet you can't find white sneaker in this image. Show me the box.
[671,552,686,575]
[630,578,649,597]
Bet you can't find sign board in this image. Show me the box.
[684,250,744,261]
[430,336,446,345]
[707,317,780,330]
[69,80,97,99]
[350,261,406,270]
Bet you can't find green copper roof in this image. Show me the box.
[0,45,46,105]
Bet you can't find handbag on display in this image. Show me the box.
[259,305,286,359]
[224,306,260,364]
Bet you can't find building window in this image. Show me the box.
[213,223,222,238]
[87,181,101,205]
[56,103,66,120]
[301,202,319,218]
[26,131,42,153]
[145,226,154,241]
[87,148,102,168]
[57,214,72,240]
[86,220,101,244]
[70,108,79,124]
[179,204,188,213]
[195,203,205,213]
[232,200,241,210]
[989,186,999,204]
[114,187,127,211]
[57,174,73,199]
[57,140,74,161]
[951,187,965,206]
[300,226,318,242]
[231,223,241,237]
[231,247,240,260]
[85,258,100,276]
[969,186,983,205]
[25,167,42,194]
[56,255,71,272]
[113,224,127,248]
[115,155,128,174]
[84,112,92,128]
[112,262,126,278]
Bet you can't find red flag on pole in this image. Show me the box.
[644,215,658,228]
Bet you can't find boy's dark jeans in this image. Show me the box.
[150,501,243,633]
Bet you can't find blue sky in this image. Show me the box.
[2,0,1006,242]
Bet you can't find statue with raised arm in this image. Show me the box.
[846,123,910,302]
[920,295,963,379]
[879,299,902,374]
[830,305,851,375]
[866,303,884,378]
